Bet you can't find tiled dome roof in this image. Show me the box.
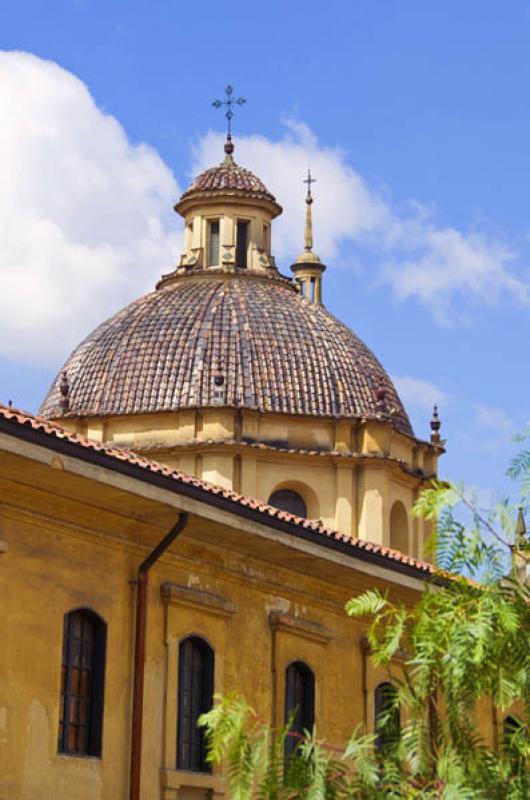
[178,157,280,212]
[40,275,413,436]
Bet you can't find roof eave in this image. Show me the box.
[0,412,436,584]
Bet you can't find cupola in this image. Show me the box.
[290,169,326,304]
[172,134,282,276]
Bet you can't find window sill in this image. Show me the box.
[161,768,225,796]
[57,751,102,761]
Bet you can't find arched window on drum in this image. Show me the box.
[268,489,307,518]
[389,501,409,554]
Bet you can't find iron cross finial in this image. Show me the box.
[212,85,246,139]
[303,168,316,199]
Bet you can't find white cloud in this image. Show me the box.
[193,126,528,324]
[475,404,514,434]
[1,52,526,369]
[191,122,389,262]
[381,226,524,325]
[0,51,181,365]
[392,375,450,412]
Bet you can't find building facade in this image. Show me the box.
[1,133,455,800]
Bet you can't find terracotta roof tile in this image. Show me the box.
[39,276,414,437]
[180,159,279,207]
[0,403,434,578]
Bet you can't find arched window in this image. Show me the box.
[268,489,307,518]
[375,682,400,754]
[503,715,523,770]
[284,661,315,757]
[58,609,106,757]
[177,636,214,772]
[389,501,409,554]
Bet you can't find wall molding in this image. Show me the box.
[161,582,237,617]
[269,611,332,644]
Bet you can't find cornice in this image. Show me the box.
[161,581,237,617]
[269,611,333,644]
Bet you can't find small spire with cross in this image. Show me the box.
[304,168,316,200]
[303,168,316,251]
[290,167,326,305]
[212,85,246,159]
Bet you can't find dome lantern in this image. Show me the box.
[291,169,326,305]
[169,85,282,280]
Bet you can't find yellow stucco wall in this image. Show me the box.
[0,443,448,800]
[0,437,496,800]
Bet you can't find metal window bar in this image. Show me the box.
[236,221,248,269]
[208,221,220,266]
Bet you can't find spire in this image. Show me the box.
[303,168,316,251]
[290,169,326,305]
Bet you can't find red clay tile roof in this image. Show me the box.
[179,157,280,209]
[39,274,414,437]
[0,403,434,578]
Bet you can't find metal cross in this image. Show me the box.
[303,168,316,197]
[212,85,246,137]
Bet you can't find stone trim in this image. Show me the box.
[161,582,236,617]
[269,611,332,644]
[160,768,225,799]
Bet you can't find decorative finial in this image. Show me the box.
[430,404,441,443]
[59,370,70,413]
[212,361,225,404]
[375,382,387,413]
[516,507,527,549]
[7,399,12,408]
[303,169,316,251]
[212,85,246,160]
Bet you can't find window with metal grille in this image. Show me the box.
[208,220,220,266]
[268,489,307,518]
[284,661,315,758]
[236,220,248,269]
[503,715,524,774]
[58,609,106,757]
[375,682,400,754]
[177,636,214,772]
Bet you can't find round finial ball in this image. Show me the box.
[224,136,234,155]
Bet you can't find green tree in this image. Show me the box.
[199,457,530,798]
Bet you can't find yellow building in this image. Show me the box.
[1,130,456,800]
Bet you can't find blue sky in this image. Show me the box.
[1,1,530,505]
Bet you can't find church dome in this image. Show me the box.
[39,273,413,437]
